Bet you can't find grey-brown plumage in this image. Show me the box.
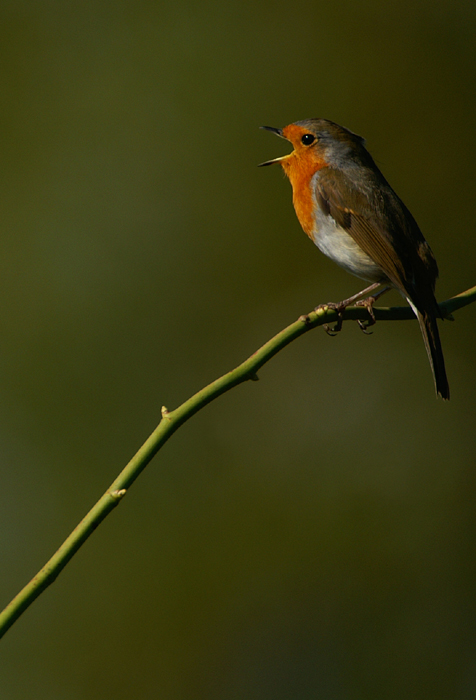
[261,118,449,399]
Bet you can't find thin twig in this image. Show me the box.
[0,286,475,639]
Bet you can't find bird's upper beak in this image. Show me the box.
[258,126,290,167]
[260,126,284,138]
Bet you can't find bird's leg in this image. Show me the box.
[355,286,390,333]
[315,282,383,335]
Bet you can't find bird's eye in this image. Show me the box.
[301,133,316,146]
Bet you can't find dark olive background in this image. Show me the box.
[1,1,476,698]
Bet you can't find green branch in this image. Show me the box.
[1,285,475,639]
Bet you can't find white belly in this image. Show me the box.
[311,205,384,283]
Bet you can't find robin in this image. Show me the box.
[260,118,449,400]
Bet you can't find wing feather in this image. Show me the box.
[315,168,439,313]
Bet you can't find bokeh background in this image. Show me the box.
[1,1,476,698]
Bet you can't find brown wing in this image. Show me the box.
[315,167,439,312]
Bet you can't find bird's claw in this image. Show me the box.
[357,319,373,334]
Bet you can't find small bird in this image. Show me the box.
[260,118,449,399]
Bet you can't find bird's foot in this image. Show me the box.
[314,284,388,336]
[355,295,377,334]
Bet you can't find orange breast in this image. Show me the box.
[281,151,326,239]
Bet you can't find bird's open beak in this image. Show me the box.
[258,125,289,167]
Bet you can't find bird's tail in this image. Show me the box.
[411,304,450,400]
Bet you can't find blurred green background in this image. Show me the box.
[1,0,476,698]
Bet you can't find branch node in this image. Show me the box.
[249,372,260,382]
[161,405,171,419]
[299,313,312,325]
[315,305,329,317]
[109,489,127,501]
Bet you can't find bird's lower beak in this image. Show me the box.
[258,125,289,167]
[258,155,287,167]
